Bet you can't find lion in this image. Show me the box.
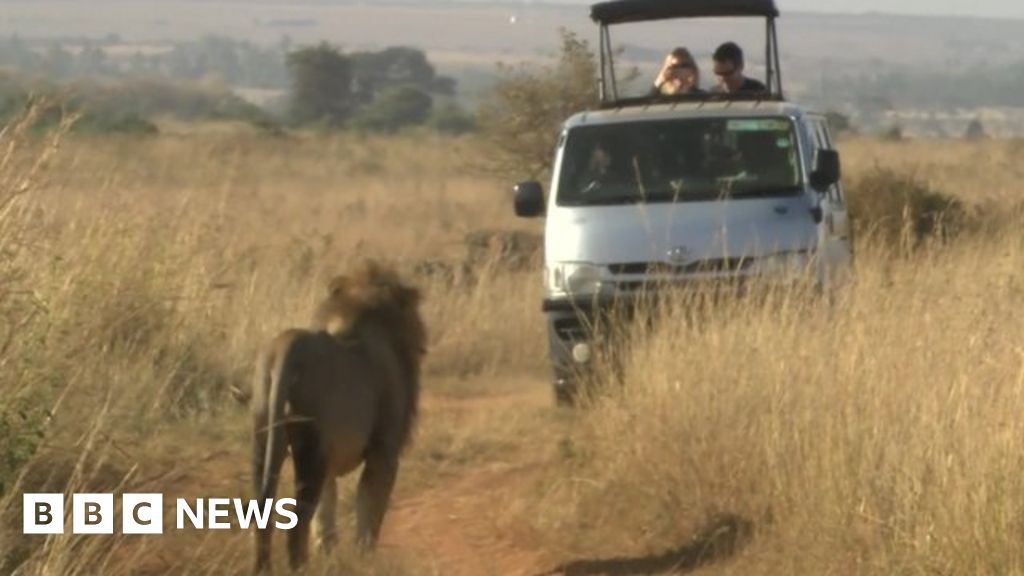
[251,260,426,573]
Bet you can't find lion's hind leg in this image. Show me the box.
[355,450,399,550]
[287,422,328,570]
[252,367,288,574]
[252,424,286,574]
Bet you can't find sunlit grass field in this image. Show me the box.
[2,119,1024,574]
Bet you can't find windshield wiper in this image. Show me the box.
[577,196,645,206]
[729,185,802,198]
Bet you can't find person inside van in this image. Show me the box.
[711,42,767,94]
[575,136,655,200]
[737,131,798,188]
[577,139,623,196]
[704,143,745,180]
[649,47,703,97]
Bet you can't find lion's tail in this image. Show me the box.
[259,335,304,501]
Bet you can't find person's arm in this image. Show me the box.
[652,53,676,94]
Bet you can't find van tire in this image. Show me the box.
[553,378,579,407]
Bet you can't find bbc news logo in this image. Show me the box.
[23,494,298,534]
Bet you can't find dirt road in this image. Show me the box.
[380,374,559,576]
[138,373,563,575]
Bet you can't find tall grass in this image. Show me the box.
[2,128,1023,574]
[0,125,544,574]
[519,228,1024,574]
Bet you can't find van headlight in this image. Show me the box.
[546,262,605,297]
[751,250,814,276]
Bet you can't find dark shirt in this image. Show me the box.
[713,76,768,94]
[737,77,768,93]
[646,85,708,98]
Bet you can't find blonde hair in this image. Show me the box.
[669,47,701,89]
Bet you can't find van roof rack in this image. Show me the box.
[591,0,779,24]
[598,90,781,111]
[589,0,784,105]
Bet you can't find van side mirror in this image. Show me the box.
[810,149,841,193]
[514,181,545,218]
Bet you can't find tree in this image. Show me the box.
[965,118,986,140]
[198,36,243,84]
[882,124,904,142]
[286,43,353,127]
[350,86,432,133]
[349,47,455,105]
[76,43,113,77]
[0,36,40,72]
[42,44,74,79]
[477,29,599,179]
[825,110,854,136]
[128,52,149,76]
[166,47,193,78]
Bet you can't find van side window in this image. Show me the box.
[814,120,831,149]
[810,118,844,206]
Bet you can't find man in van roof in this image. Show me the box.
[712,42,767,94]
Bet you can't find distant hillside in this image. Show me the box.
[2,0,1024,133]
[1,0,1019,70]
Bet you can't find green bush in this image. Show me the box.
[847,167,967,247]
[477,28,599,180]
[0,398,49,496]
[0,72,278,134]
[0,109,63,496]
[882,124,904,142]
[965,118,986,140]
[74,77,274,125]
[73,111,159,136]
[825,110,855,135]
[350,86,433,133]
[429,100,475,134]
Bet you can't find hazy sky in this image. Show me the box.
[776,0,1024,18]
[556,0,1024,19]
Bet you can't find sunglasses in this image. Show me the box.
[715,66,740,77]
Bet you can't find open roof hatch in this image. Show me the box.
[589,0,784,106]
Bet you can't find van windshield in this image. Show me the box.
[556,117,802,206]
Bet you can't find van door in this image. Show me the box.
[808,117,853,275]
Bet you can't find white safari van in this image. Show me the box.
[513,0,852,404]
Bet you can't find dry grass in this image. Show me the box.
[511,137,1024,574]
[840,136,1024,206]
[519,238,1024,575]
[2,126,1024,575]
[0,122,546,574]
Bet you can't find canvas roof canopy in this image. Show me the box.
[591,0,779,25]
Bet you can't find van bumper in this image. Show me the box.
[543,295,635,384]
[540,276,804,383]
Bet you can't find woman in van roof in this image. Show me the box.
[650,47,704,97]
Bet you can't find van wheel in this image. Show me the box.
[553,378,579,407]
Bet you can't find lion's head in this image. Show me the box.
[314,261,426,349]
[312,259,427,377]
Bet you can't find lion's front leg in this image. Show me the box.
[355,452,398,549]
[316,476,339,553]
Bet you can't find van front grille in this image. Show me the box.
[607,258,755,276]
[553,318,586,340]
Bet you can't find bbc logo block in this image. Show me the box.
[23,494,64,534]
[73,494,115,534]
[123,493,163,534]
[23,494,295,534]
[24,493,164,535]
